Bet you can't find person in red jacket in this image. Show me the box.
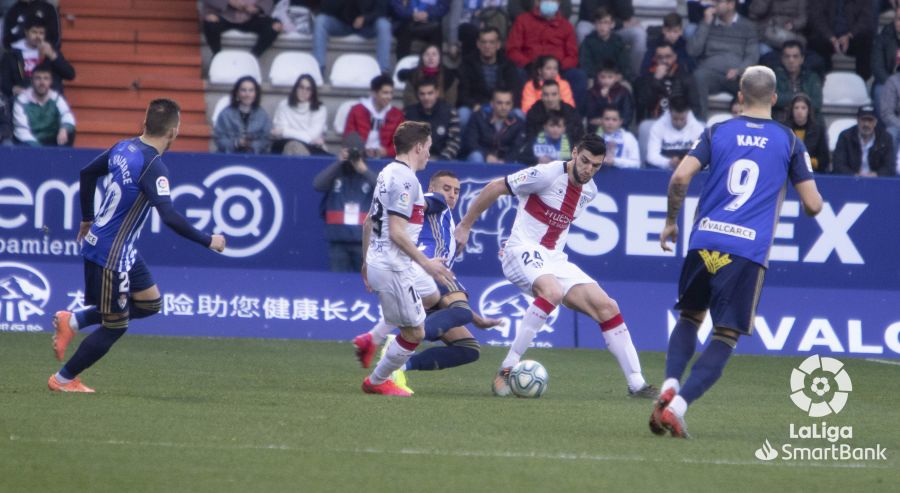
[506,0,588,115]
[344,75,405,158]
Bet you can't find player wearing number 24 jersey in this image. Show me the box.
[48,99,226,394]
[456,134,656,399]
[650,66,823,438]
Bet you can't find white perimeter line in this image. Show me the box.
[865,358,900,367]
[6,435,890,470]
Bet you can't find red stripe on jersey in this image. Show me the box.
[523,183,582,249]
[409,204,425,225]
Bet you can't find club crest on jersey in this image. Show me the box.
[117,294,128,309]
[156,176,171,196]
[399,192,411,206]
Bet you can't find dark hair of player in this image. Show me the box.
[593,7,612,22]
[288,74,321,111]
[429,170,458,184]
[577,134,606,157]
[229,76,261,109]
[393,121,432,155]
[144,99,181,137]
[370,74,394,92]
[781,40,804,55]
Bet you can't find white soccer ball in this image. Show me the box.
[509,360,548,398]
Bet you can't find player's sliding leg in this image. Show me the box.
[363,325,424,397]
[48,313,130,393]
[405,325,480,371]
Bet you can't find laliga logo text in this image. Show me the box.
[150,165,284,258]
[477,280,557,347]
[0,261,51,331]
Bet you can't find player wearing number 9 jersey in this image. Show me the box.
[455,134,656,399]
[47,99,227,394]
[650,66,823,438]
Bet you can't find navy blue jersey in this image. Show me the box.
[687,116,815,266]
[418,192,457,268]
[80,138,211,272]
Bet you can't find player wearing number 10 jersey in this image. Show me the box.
[455,134,656,398]
[48,99,226,393]
[650,66,823,438]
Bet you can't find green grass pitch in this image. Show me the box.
[1,332,898,492]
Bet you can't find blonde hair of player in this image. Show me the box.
[737,66,777,119]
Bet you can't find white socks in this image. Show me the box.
[368,318,393,346]
[668,395,688,417]
[600,315,646,392]
[54,372,72,384]
[501,297,554,369]
[370,335,417,385]
[661,378,681,395]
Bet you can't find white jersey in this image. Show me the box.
[504,161,597,254]
[367,161,425,271]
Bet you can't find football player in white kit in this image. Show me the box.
[361,121,455,396]
[455,134,657,398]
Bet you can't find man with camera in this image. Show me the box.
[313,133,378,272]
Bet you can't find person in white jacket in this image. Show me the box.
[598,107,640,168]
[271,74,328,155]
[646,96,704,170]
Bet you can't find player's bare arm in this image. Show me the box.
[661,156,703,252]
[794,180,823,216]
[454,177,509,252]
[388,213,454,288]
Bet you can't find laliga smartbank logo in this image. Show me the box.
[754,355,888,462]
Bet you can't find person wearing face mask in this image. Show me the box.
[832,105,896,177]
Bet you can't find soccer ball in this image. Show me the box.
[509,360,548,398]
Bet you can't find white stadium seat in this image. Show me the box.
[392,55,420,90]
[827,118,858,151]
[211,95,230,125]
[638,119,655,167]
[333,100,357,134]
[208,50,261,85]
[329,53,381,89]
[705,113,732,127]
[823,72,871,106]
[269,52,324,87]
[634,0,677,7]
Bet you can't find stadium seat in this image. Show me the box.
[333,100,357,134]
[210,95,230,125]
[269,52,324,87]
[705,113,732,127]
[823,72,871,106]
[392,55,420,90]
[329,53,381,89]
[208,50,261,85]
[634,0,677,7]
[827,118,857,151]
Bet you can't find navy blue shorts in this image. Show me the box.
[674,249,765,335]
[84,254,156,315]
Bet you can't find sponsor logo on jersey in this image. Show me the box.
[156,176,170,196]
[804,152,813,173]
[697,217,756,240]
[398,192,410,206]
[84,231,98,246]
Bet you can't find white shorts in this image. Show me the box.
[501,244,596,297]
[367,264,427,328]
[409,262,440,299]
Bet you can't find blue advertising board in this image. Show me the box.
[1,147,898,358]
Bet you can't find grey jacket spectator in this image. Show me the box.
[832,123,895,177]
[214,106,271,154]
[881,74,900,130]
[747,0,807,49]
[2,0,59,49]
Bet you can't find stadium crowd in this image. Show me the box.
[1,0,899,177]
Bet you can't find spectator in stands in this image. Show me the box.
[202,0,283,57]
[2,0,59,49]
[640,12,696,75]
[521,55,574,113]
[586,63,633,133]
[573,0,646,77]
[0,92,13,145]
[522,110,570,164]
[872,6,900,116]
[878,71,900,159]
[774,40,823,120]
[0,15,74,99]
[313,0,391,74]
[313,133,377,272]
[525,78,583,142]
[645,96,703,170]
[687,0,759,119]
[446,0,510,60]
[457,26,522,130]
[506,0,588,113]
[833,105,896,176]
[404,78,462,160]
[635,42,701,122]
[579,7,631,81]
[345,74,405,158]
[387,0,451,60]
[598,106,639,168]
[508,0,571,21]
[12,65,74,146]
[748,0,807,56]
[807,0,874,80]
[214,76,271,154]
[271,74,328,155]
[463,88,525,162]
[783,93,830,173]
[398,44,459,108]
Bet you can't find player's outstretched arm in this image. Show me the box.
[78,150,110,228]
[661,156,703,252]
[794,180,823,217]
[388,214,455,288]
[453,177,509,252]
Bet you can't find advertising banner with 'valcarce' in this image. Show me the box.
[1,147,898,358]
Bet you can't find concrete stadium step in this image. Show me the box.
[75,132,211,152]
[74,107,208,125]
[61,14,197,32]
[63,30,200,56]
[59,6,197,20]
[61,0,197,13]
